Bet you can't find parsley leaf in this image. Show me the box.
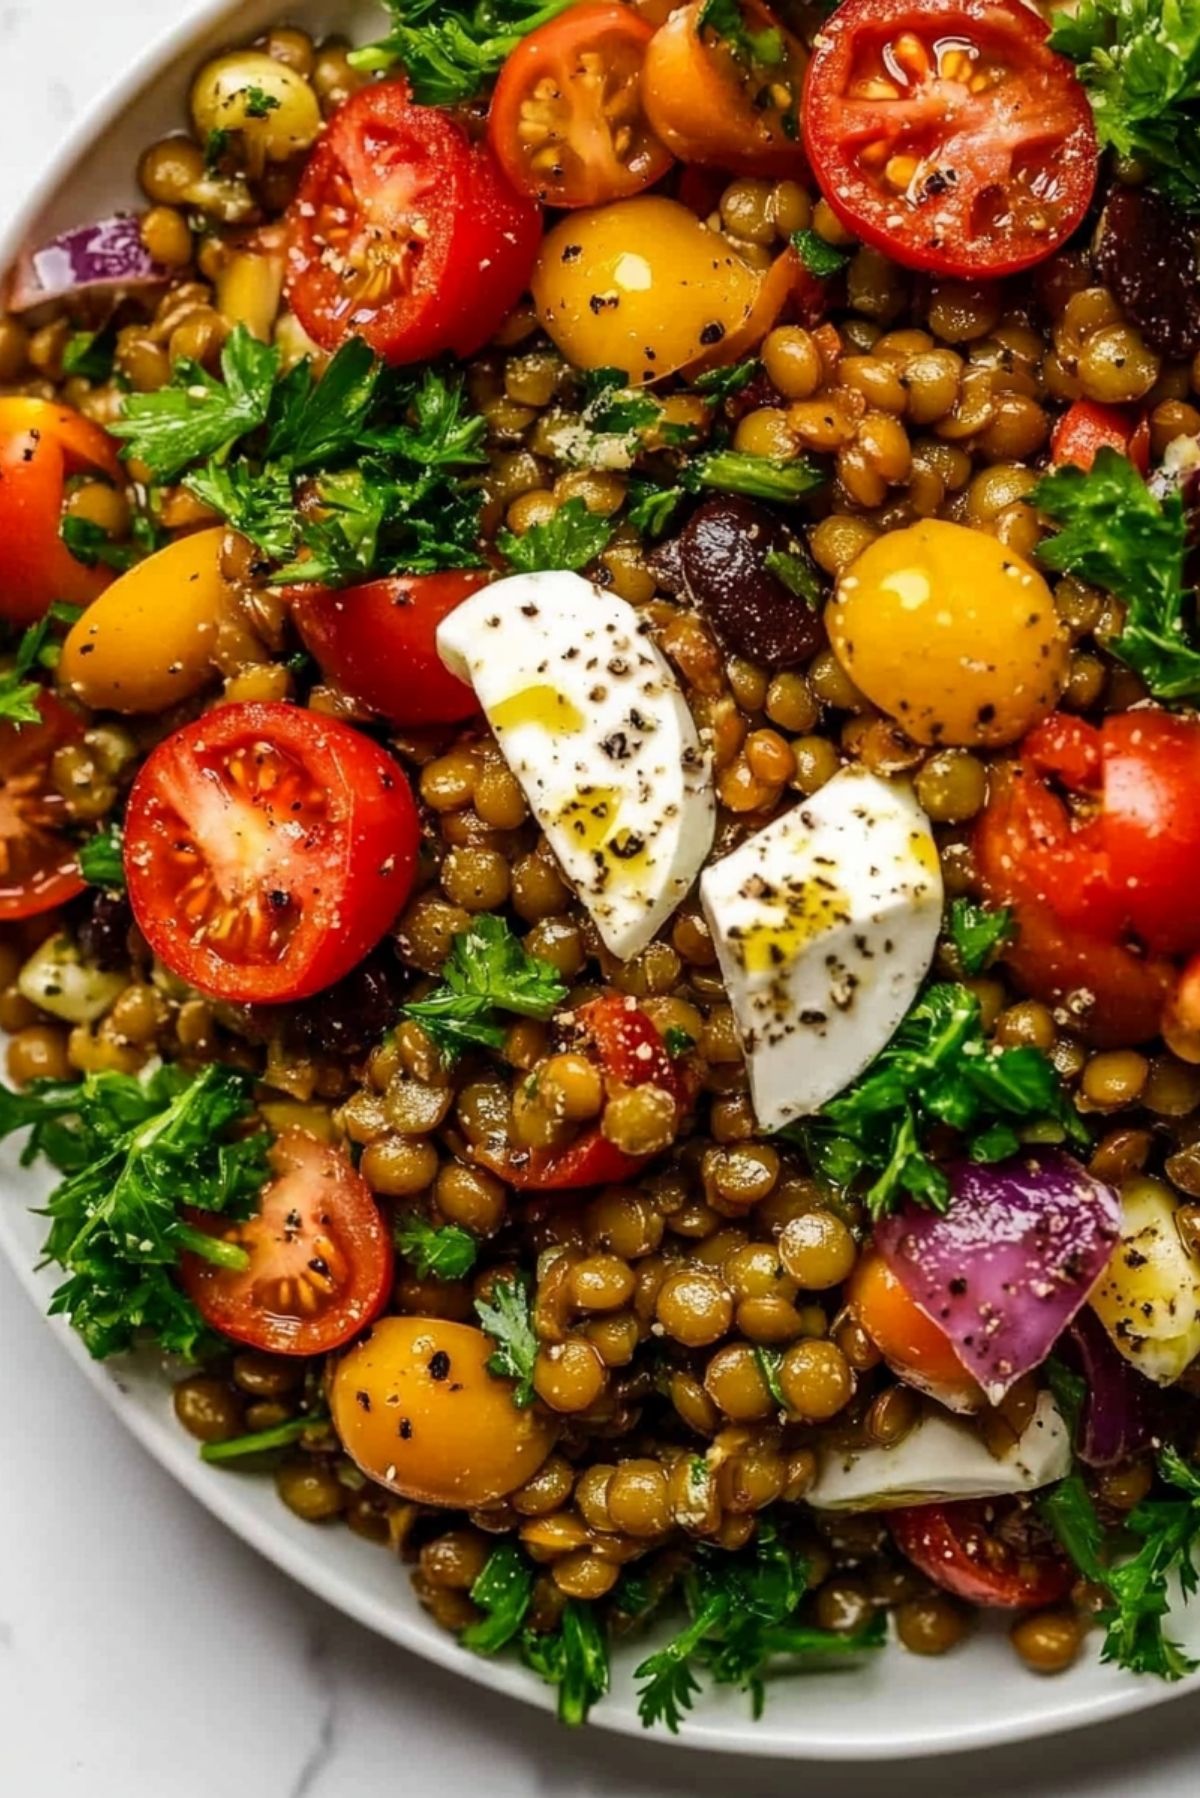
[793,983,1088,1218]
[62,326,115,382]
[200,1413,328,1464]
[462,1544,536,1655]
[364,366,488,469]
[204,126,232,171]
[698,0,786,67]
[522,1601,611,1726]
[627,479,687,538]
[0,606,80,727]
[0,1063,269,1360]
[793,228,853,278]
[351,0,581,104]
[1050,0,1200,214]
[78,824,126,891]
[948,897,1016,976]
[764,543,823,608]
[475,1274,539,1407]
[688,449,825,504]
[692,359,759,400]
[581,367,662,438]
[664,1026,697,1059]
[264,336,383,471]
[186,459,298,561]
[403,915,567,1061]
[110,325,279,481]
[498,496,615,573]
[1033,447,1200,699]
[243,84,281,118]
[59,516,140,573]
[394,1214,478,1281]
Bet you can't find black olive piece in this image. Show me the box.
[1096,184,1200,360]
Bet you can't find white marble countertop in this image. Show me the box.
[3,4,1200,1793]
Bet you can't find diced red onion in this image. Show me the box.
[8,215,167,312]
[875,1152,1122,1406]
[1063,1306,1155,1468]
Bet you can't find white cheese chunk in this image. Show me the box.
[698,765,942,1131]
[436,571,714,960]
[808,1393,1071,1512]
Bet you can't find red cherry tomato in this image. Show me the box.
[1050,400,1151,476]
[474,995,691,1191]
[643,0,809,177]
[0,398,123,624]
[489,3,673,208]
[288,570,487,728]
[124,702,419,1004]
[890,1502,1073,1609]
[180,1131,393,1355]
[801,0,1097,278]
[285,80,542,366]
[0,692,88,919]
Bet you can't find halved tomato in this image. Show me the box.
[123,702,420,1004]
[285,80,542,366]
[489,3,673,208]
[891,1501,1073,1609]
[180,1130,393,1355]
[288,570,487,727]
[643,0,808,177]
[847,1250,980,1408]
[802,0,1098,278]
[0,398,123,624]
[0,691,88,919]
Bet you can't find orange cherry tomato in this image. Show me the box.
[0,691,88,919]
[642,0,808,176]
[0,398,122,624]
[488,3,673,208]
[847,1251,980,1404]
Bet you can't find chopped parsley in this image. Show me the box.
[78,824,126,892]
[462,1544,536,1655]
[764,543,823,608]
[403,915,567,1061]
[242,84,281,118]
[62,326,115,382]
[690,449,825,504]
[110,324,279,481]
[498,496,615,574]
[393,1214,479,1281]
[475,1273,539,1407]
[692,358,759,401]
[0,603,82,727]
[204,126,232,171]
[200,1413,328,1464]
[351,0,580,103]
[948,898,1016,976]
[698,0,786,67]
[792,228,853,278]
[627,479,688,538]
[1033,447,1200,701]
[0,1064,269,1360]
[664,1026,697,1059]
[60,515,140,573]
[582,367,661,437]
[522,1601,611,1726]
[792,982,1088,1218]
[752,1345,787,1409]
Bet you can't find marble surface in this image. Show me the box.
[3,3,1200,1793]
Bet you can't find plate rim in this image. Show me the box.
[2,0,1199,1759]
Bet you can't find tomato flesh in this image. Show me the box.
[1050,400,1150,476]
[0,691,87,919]
[802,0,1097,278]
[642,0,809,178]
[286,80,542,366]
[0,398,122,624]
[489,3,673,208]
[288,570,487,728]
[891,1501,1073,1609]
[124,701,420,1004]
[180,1131,393,1356]
[847,1251,979,1403]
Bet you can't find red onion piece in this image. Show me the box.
[1063,1306,1155,1468]
[8,214,167,312]
[875,1152,1122,1406]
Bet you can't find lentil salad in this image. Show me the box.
[3,0,1200,1734]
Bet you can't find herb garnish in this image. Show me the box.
[62,326,116,382]
[403,915,567,1061]
[522,1601,611,1726]
[793,228,853,278]
[948,898,1016,976]
[200,1413,328,1464]
[350,0,580,103]
[462,1544,536,1655]
[394,1213,479,1281]
[0,605,79,727]
[475,1273,539,1407]
[78,824,126,892]
[698,0,785,67]
[498,496,615,574]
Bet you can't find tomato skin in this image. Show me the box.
[289,571,487,727]
[1050,400,1150,476]
[474,995,690,1191]
[286,81,542,366]
[0,691,88,919]
[489,3,673,208]
[0,398,122,624]
[180,1131,392,1356]
[891,1502,1073,1609]
[848,1251,980,1405]
[802,0,1098,279]
[643,0,809,177]
[124,702,420,1005]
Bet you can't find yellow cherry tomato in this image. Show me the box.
[531,195,763,383]
[1090,1178,1200,1386]
[826,520,1068,748]
[331,1316,557,1507]
[58,527,231,714]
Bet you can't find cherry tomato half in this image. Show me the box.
[0,397,123,624]
[643,0,808,177]
[847,1251,980,1407]
[890,1501,1073,1609]
[124,702,420,1004]
[1050,399,1150,476]
[474,994,691,1191]
[288,570,487,728]
[489,3,673,208]
[0,692,88,919]
[180,1130,393,1355]
[802,0,1098,278]
[285,80,542,366]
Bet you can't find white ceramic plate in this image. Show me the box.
[3,0,1200,1758]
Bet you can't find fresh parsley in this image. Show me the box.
[60,515,140,573]
[948,898,1016,976]
[1042,1451,1200,1679]
[62,326,116,382]
[764,544,823,608]
[242,84,281,118]
[793,983,1088,1218]
[1050,0,1200,214]
[394,1213,479,1281]
[475,1274,539,1407]
[1033,447,1200,701]
[690,449,825,504]
[110,324,279,481]
[692,359,759,401]
[498,496,615,574]
[462,1544,536,1655]
[627,479,688,538]
[793,228,854,278]
[664,1027,697,1059]
[522,1601,611,1727]
[698,0,786,67]
[78,824,126,892]
[403,916,567,1062]
[582,367,661,438]
[199,1413,328,1464]
[350,0,580,103]
[0,1064,269,1360]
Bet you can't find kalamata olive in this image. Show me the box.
[74,891,134,973]
[1096,185,1200,359]
[284,944,409,1059]
[674,494,825,665]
